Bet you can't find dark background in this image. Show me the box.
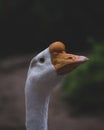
[0,0,104,57]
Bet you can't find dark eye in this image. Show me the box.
[39,57,45,63]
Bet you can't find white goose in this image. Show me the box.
[25,41,88,130]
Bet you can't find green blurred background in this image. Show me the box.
[62,38,104,114]
[0,1,104,130]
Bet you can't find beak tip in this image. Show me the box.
[78,56,89,62]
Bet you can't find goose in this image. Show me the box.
[25,41,88,130]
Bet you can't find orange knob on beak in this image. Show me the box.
[49,41,88,75]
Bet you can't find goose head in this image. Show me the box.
[26,41,88,96]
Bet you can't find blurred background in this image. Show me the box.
[0,0,104,130]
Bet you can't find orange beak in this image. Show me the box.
[49,41,88,75]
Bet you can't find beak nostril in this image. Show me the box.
[68,57,72,59]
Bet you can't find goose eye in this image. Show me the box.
[39,57,45,63]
